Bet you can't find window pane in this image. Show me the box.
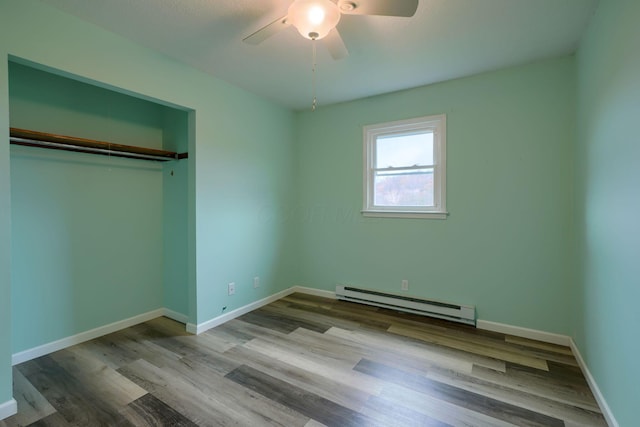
[374,169,434,207]
[376,132,433,168]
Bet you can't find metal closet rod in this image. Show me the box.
[9,128,188,162]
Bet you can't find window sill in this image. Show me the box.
[361,210,449,219]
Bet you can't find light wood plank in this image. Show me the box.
[326,326,503,373]
[242,338,384,395]
[388,324,549,370]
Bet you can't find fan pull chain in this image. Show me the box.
[311,38,317,112]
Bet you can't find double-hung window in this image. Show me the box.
[362,114,447,219]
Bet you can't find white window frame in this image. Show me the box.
[362,114,447,219]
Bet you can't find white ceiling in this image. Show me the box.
[38,0,598,111]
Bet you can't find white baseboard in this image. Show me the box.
[162,308,189,324]
[10,287,333,363]
[184,285,336,335]
[570,339,619,427]
[12,309,164,365]
[0,399,17,421]
[291,286,337,299]
[475,320,617,425]
[476,319,571,346]
[186,287,297,335]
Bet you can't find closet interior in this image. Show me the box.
[8,61,191,355]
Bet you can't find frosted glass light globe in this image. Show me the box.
[288,0,341,40]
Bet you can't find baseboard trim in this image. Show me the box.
[291,286,337,299]
[162,308,189,324]
[12,309,164,365]
[570,339,619,427]
[186,287,297,335]
[0,399,17,421]
[476,319,571,346]
[10,287,332,363]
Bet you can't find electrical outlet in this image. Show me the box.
[253,276,260,288]
[401,279,409,291]
[228,282,236,295]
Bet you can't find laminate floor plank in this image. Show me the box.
[263,301,363,331]
[145,318,237,355]
[48,348,147,407]
[118,358,308,427]
[388,324,549,371]
[225,365,380,427]
[206,322,257,345]
[281,300,394,331]
[471,364,601,412]
[360,395,453,427]
[223,320,368,374]
[292,326,476,379]
[326,326,505,373]
[242,337,385,395]
[4,294,606,427]
[354,358,564,427]
[119,394,198,427]
[426,365,607,426]
[224,344,372,411]
[24,412,70,427]
[504,335,574,355]
[18,356,135,427]
[239,308,331,334]
[113,326,186,366]
[0,369,56,427]
[377,383,521,427]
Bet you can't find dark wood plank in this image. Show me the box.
[238,308,331,334]
[121,394,198,427]
[225,364,379,427]
[26,412,71,427]
[283,300,394,330]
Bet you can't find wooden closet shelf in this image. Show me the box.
[9,128,188,161]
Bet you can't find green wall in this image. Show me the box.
[0,50,13,409]
[574,0,640,425]
[8,63,166,149]
[162,108,189,317]
[295,57,576,334]
[10,147,164,352]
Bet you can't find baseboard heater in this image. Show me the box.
[335,285,476,326]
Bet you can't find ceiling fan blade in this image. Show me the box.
[243,15,290,45]
[337,0,419,17]
[324,28,349,60]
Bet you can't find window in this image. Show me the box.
[363,114,447,219]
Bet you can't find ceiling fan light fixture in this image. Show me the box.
[288,0,341,40]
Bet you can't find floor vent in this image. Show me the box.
[335,285,476,326]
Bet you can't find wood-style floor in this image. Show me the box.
[1,293,606,427]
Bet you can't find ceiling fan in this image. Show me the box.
[243,0,419,60]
